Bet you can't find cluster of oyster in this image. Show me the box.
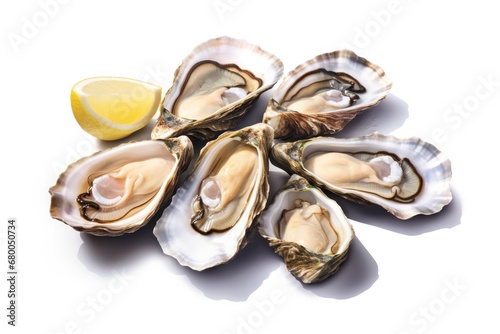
[49,36,452,284]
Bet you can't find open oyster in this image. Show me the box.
[258,174,354,284]
[263,50,392,140]
[153,123,274,270]
[151,36,283,141]
[49,137,193,236]
[271,133,452,219]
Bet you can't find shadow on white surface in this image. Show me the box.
[161,171,291,302]
[301,236,378,299]
[76,198,280,303]
[334,93,409,138]
[234,89,271,129]
[166,231,280,302]
[77,216,161,276]
[172,232,379,301]
[329,187,462,235]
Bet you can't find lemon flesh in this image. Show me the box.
[71,77,162,140]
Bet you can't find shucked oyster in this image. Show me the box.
[263,50,392,140]
[271,133,452,219]
[153,123,274,270]
[151,36,283,141]
[258,174,354,284]
[49,137,193,236]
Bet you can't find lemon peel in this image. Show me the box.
[70,77,161,140]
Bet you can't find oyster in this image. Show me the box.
[49,137,193,236]
[258,174,354,284]
[263,49,392,140]
[151,36,284,141]
[153,123,274,270]
[271,133,452,219]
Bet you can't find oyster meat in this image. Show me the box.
[271,133,452,219]
[263,49,392,140]
[151,36,283,141]
[258,174,354,284]
[49,137,193,236]
[153,123,274,270]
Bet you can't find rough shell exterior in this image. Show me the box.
[151,36,284,141]
[49,137,193,236]
[263,49,392,140]
[258,174,355,283]
[270,133,452,219]
[153,123,274,270]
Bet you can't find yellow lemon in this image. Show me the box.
[70,77,162,140]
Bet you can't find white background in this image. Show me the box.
[2,1,499,333]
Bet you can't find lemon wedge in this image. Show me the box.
[70,77,162,140]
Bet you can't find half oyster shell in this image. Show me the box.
[258,174,355,284]
[271,133,452,219]
[151,36,284,141]
[49,137,193,236]
[153,123,274,270]
[263,50,392,140]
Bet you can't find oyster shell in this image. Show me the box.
[258,174,354,284]
[263,50,392,140]
[151,36,284,141]
[49,137,193,236]
[271,133,452,219]
[153,123,274,270]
